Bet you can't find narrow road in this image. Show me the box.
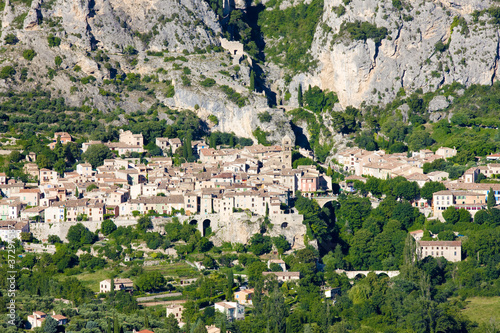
[139,300,186,307]
[136,292,182,302]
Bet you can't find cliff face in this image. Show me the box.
[2,0,500,144]
[305,0,499,108]
[0,0,295,143]
[17,0,221,52]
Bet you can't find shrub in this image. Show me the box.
[123,45,137,55]
[23,49,36,61]
[47,34,61,47]
[208,114,219,125]
[81,76,96,84]
[258,111,272,123]
[0,66,16,79]
[200,78,216,87]
[4,33,18,45]
[54,56,62,67]
[340,20,388,45]
[435,40,448,53]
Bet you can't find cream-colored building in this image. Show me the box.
[418,240,462,262]
[433,190,486,221]
[100,278,134,293]
[166,304,184,322]
[435,147,457,159]
[119,130,143,147]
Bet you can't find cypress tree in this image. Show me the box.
[298,84,303,107]
[250,70,255,91]
[113,315,120,333]
[226,269,234,301]
[488,187,496,209]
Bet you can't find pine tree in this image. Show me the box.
[298,84,303,107]
[488,187,496,209]
[250,69,255,91]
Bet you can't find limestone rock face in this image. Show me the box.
[304,0,499,108]
[428,95,450,112]
[0,0,294,142]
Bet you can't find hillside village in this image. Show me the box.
[0,129,499,332]
[2,129,499,258]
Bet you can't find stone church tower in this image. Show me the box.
[282,135,292,169]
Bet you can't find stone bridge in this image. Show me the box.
[313,196,339,208]
[335,269,400,279]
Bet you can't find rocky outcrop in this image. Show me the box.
[289,0,500,108]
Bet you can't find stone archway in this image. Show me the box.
[202,219,211,237]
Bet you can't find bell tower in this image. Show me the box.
[282,134,292,169]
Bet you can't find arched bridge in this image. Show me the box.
[335,269,400,279]
[313,195,339,208]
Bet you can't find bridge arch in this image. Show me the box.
[189,219,198,226]
[202,219,211,236]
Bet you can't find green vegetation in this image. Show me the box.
[208,114,219,125]
[339,20,388,45]
[22,49,36,61]
[199,78,216,87]
[4,33,18,45]
[0,66,15,79]
[257,111,272,123]
[220,85,247,107]
[462,297,500,324]
[47,34,61,47]
[258,0,324,72]
[252,127,270,146]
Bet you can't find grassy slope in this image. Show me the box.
[462,297,500,324]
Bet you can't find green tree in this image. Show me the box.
[47,34,61,47]
[272,235,291,254]
[193,321,208,333]
[67,223,96,249]
[488,187,496,209]
[54,159,66,177]
[43,316,58,333]
[165,313,180,333]
[438,230,456,241]
[0,66,16,79]
[249,233,272,255]
[48,235,62,244]
[250,69,255,91]
[23,49,36,61]
[82,144,112,168]
[135,271,166,292]
[137,215,153,231]
[54,55,62,67]
[113,315,120,333]
[5,33,18,44]
[474,209,489,225]
[267,287,288,333]
[298,84,303,107]
[442,206,459,224]
[101,219,117,235]
[420,181,447,201]
[226,268,234,301]
[458,208,471,223]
